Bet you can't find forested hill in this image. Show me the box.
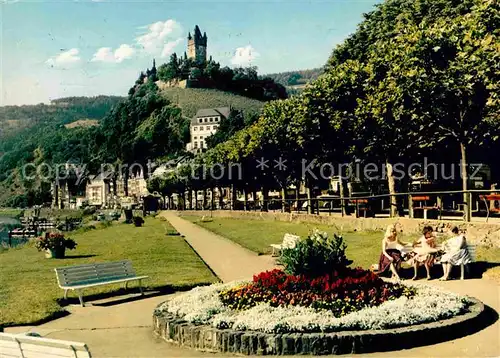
[263,68,323,87]
[0,96,124,140]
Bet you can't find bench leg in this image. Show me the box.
[77,290,85,307]
[460,264,465,280]
[64,289,68,300]
[138,280,144,295]
[125,281,129,290]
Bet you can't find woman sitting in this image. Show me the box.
[439,227,472,281]
[409,226,441,280]
[376,224,410,280]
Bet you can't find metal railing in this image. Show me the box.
[176,189,500,223]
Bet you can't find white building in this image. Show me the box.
[186,107,230,153]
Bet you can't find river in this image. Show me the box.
[0,215,23,247]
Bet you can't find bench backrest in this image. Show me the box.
[55,261,137,287]
[0,333,91,358]
[282,234,300,249]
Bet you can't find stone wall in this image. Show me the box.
[179,210,500,248]
[153,298,484,355]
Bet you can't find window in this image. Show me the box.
[194,136,197,140]
[204,118,208,123]
[200,136,203,139]
[215,117,219,122]
[198,118,202,123]
[210,118,213,122]
[193,126,198,131]
[194,142,198,148]
[200,126,204,130]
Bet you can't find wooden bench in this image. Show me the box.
[270,234,300,257]
[0,332,91,358]
[54,260,149,307]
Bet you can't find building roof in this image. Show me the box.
[191,107,230,125]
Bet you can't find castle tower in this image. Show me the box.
[187,25,207,63]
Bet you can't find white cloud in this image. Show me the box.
[231,45,260,67]
[136,20,182,54]
[92,44,135,63]
[161,38,183,58]
[46,48,81,67]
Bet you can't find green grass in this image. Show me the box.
[161,87,264,121]
[182,215,390,269]
[0,217,217,326]
[182,215,500,275]
[0,208,24,218]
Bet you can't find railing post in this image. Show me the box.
[465,191,472,222]
[408,194,414,219]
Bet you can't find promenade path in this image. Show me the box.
[5,211,499,357]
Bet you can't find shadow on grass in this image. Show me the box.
[63,254,98,259]
[57,282,214,307]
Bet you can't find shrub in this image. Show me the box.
[279,230,353,277]
[82,206,97,216]
[34,232,77,251]
[133,216,145,227]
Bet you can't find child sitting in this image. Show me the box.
[408,226,441,280]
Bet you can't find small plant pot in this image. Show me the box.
[45,247,66,259]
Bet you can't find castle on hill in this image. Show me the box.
[187,25,208,63]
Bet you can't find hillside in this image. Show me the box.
[0,96,124,140]
[161,87,265,121]
[263,68,323,87]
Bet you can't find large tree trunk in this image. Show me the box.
[386,160,399,218]
[281,188,286,213]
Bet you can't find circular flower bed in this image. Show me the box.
[156,231,474,336]
[157,276,471,334]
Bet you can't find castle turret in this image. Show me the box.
[187,25,207,63]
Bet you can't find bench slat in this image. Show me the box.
[55,261,138,287]
[61,275,149,290]
[0,333,91,358]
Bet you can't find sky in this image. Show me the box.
[1,0,381,106]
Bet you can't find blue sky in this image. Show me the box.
[1,0,381,106]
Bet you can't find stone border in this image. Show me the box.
[153,298,485,355]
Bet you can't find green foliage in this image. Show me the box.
[278,230,353,277]
[264,68,323,87]
[157,56,287,101]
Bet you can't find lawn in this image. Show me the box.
[0,217,217,327]
[182,215,500,278]
[0,208,24,218]
[181,215,388,269]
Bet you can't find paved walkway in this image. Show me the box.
[5,212,499,357]
[162,211,277,282]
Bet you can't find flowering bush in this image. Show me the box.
[157,281,470,334]
[34,232,77,252]
[219,268,414,316]
[278,230,352,277]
